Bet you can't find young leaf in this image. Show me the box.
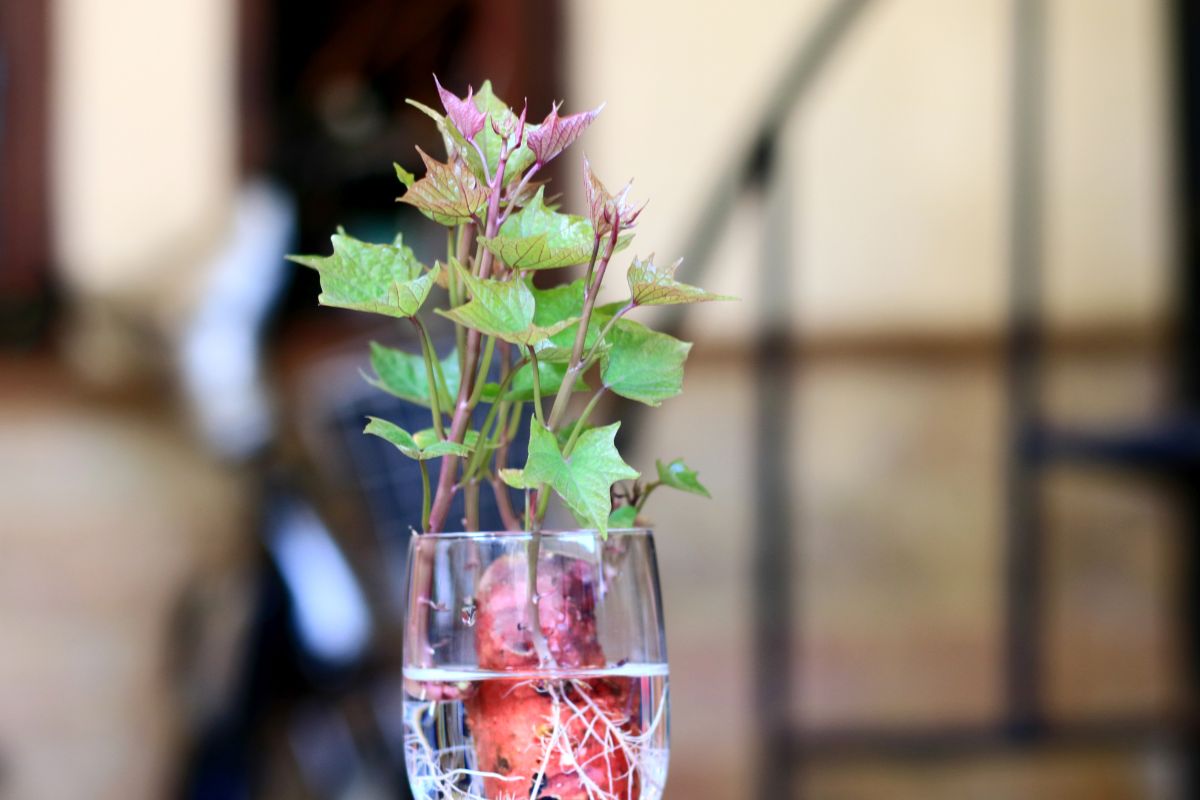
[583,156,644,236]
[398,147,489,225]
[627,254,736,306]
[528,101,603,165]
[479,187,601,270]
[436,260,577,346]
[599,318,692,406]
[501,422,638,536]
[364,417,473,460]
[609,504,640,528]
[288,232,438,319]
[434,76,487,141]
[367,342,460,409]
[656,458,712,498]
[473,81,536,184]
[406,98,488,181]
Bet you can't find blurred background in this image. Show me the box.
[1,0,1197,797]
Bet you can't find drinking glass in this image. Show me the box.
[403,529,669,800]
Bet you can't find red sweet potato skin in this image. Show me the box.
[469,677,639,798]
[467,553,641,798]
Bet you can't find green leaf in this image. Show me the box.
[498,468,534,489]
[598,317,692,406]
[529,279,608,359]
[473,81,536,185]
[656,458,711,498]
[367,343,460,409]
[415,427,484,453]
[480,187,601,270]
[287,232,438,319]
[512,360,588,401]
[394,162,415,188]
[555,419,592,449]
[502,422,638,536]
[627,254,736,306]
[609,504,639,528]
[480,361,586,403]
[398,147,489,225]
[436,260,577,346]
[364,417,473,460]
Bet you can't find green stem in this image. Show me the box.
[636,480,662,512]
[547,229,619,430]
[562,387,607,457]
[535,481,551,524]
[418,460,431,532]
[527,346,546,427]
[498,162,541,226]
[506,401,524,439]
[468,335,496,409]
[410,318,445,439]
[462,358,526,479]
[580,301,634,369]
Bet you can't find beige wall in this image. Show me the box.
[568,3,1176,798]
[568,0,1172,341]
[52,0,237,314]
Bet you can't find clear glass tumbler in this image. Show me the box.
[402,529,670,800]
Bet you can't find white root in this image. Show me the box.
[405,678,669,800]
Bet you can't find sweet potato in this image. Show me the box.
[467,552,641,798]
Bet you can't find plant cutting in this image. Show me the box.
[291,77,731,800]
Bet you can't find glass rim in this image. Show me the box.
[409,528,652,542]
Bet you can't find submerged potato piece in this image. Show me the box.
[467,553,641,797]
[468,677,640,799]
[473,553,606,670]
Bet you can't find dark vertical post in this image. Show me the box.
[1169,0,1200,791]
[1005,0,1047,738]
[752,134,797,799]
[1173,0,1200,407]
[0,0,52,344]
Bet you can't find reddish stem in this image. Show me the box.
[427,135,514,532]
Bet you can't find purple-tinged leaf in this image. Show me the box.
[626,254,737,306]
[406,98,489,182]
[527,101,603,165]
[480,187,628,271]
[583,156,645,237]
[398,147,489,226]
[434,76,487,140]
[473,81,536,185]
